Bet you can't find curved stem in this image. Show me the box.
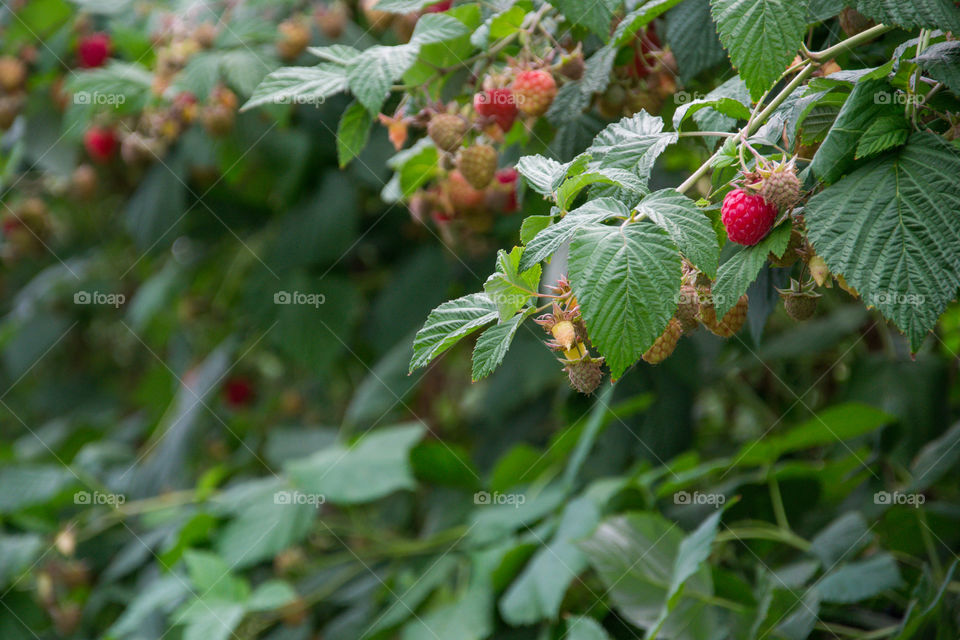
[804,23,894,62]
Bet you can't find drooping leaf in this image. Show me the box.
[568,221,681,379]
[410,293,499,372]
[712,222,792,318]
[710,0,807,101]
[636,189,720,277]
[806,132,960,350]
[472,310,534,381]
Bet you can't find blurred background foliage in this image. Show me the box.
[0,0,958,639]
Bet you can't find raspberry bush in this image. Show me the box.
[2,1,960,639]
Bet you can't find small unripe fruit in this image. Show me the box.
[194,22,218,48]
[642,317,683,364]
[0,56,26,91]
[316,2,349,39]
[446,170,485,213]
[457,144,498,190]
[564,356,604,394]
[361,0,394,32]
[676,285,699,333]
[698,294,748,338]
[71,164,98,200]
[0,93,23,129]
[277,19,311,60]
[427,113,467,152]
[551,320,577,351]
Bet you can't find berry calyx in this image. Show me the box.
[84,126,117,163]
[721,188,778,246]
[427,113,467,152]
[777,278,820,321]
[511,70,557,117]
[642,317,683,364]
[473,88,518,133]
[77,32,112,68]
[457,144,497,190]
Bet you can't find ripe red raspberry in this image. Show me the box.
[511,70,557,117]
[474,89,518,133]
[457,144,497,189]
[77,32,111,68]
[84,127,117,163]
[486,167,518,213]
[223,376,255,408]
[721,188,778,246]
[425,0,452,12]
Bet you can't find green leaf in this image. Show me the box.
[636,189,720,277]
[0,466,75,513]
[556,168,646,210]
[516,154,566,196]
[817,554,902,603]
[712,222,791,318]
[364,556,460,637]
[810,512,872,566]
[586,112,678,180]
[347,44,419,114]
[673,95,752,130]
[914,40,960,96]
[664,0,728,81]
[612,0,688,46]
[307,44,362,65]
[810,76,897,182]
[0,534,44,587]
[287,424,424,504]
[337,100,374,168]
[855,115,909,159]
[805,132,960,350]
[893,562,958,640]
[568,221,681,379]
[733,402,892,466]
[565,616,613,640]
[499,496,602,625]
[710,0,807,101]
[519,214,554,245]
[483,247,542,320]
[472,310,533,381]
[580,513,717,640]
[398,143,439,197]
[410,13,471,44]
[856,0,960,32]
[182,551,249,601]
[550,0,620,36]
[246,581,297,612]
[906,422,960,492]
[375,0,439,12]
[241,64,348,111]
[519,198,628,271]
[410,293,499,372]
[401,582,492,640]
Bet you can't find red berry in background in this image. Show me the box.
[631,27,662,79]
[487,167,518,213]
[77,32,111,68]
[83,127,117,163]
[223,376,255,408]
[721,188,778,246]
[473,88,518,133]
[425,0,452,12]
[511,70,557,117]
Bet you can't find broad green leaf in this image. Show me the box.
[855,115,909,159]
[410,13,470,44]
[810,512,872,566]
[733,403,892,466]
[710,0,807,101]
[906,422,960,492]
[177,602,245,640]
[664,0,728,81]
[805,132,960,350]
[586,112,678,180]
[484,247,542,320]
[516,154,565,196]
[401,582,492,640]
[807,0,846,21]
[612,0,688,46]
[692,76,752,135]
[241,64,347,111]
[856,0,960,32]
[375,0,441,12]
[565,616,613,640]
[410,292,499,371]
[469,484,567,546]
[893,562,958,640]
[580,513,717,640]
[64,61,153,113]
[307,44,361,65]
[0,466,75,513]
[712,222,791,318]
[550,0,620,36]
[287,424,424,503]
[817,554,902,603]
[182,551,249,601]
[519,214,554,245]
[810,76,897,182]
[568,221,681,379]
[914,40,960,96]
[337,100,374,168]
[347,45,419,114]
[246,581,297,611]
[636,189,720,277]
[519,198,628,271]
[363,556,460,636]
[472,310,533,381]
[556,168,646,210]
[398,144,439,196]
[499,496,602,625]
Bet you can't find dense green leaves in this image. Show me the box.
[586,112,678,180]
[483,247,542,321]
[806,132,960,349]
[856,0,960,32]
[636,189,720,277]
[242,64,347,111]
[710,0,807,100]
[472,310,533,381]
[568,221,681,379]
[519,198,628,271]
[914,41,960,95]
